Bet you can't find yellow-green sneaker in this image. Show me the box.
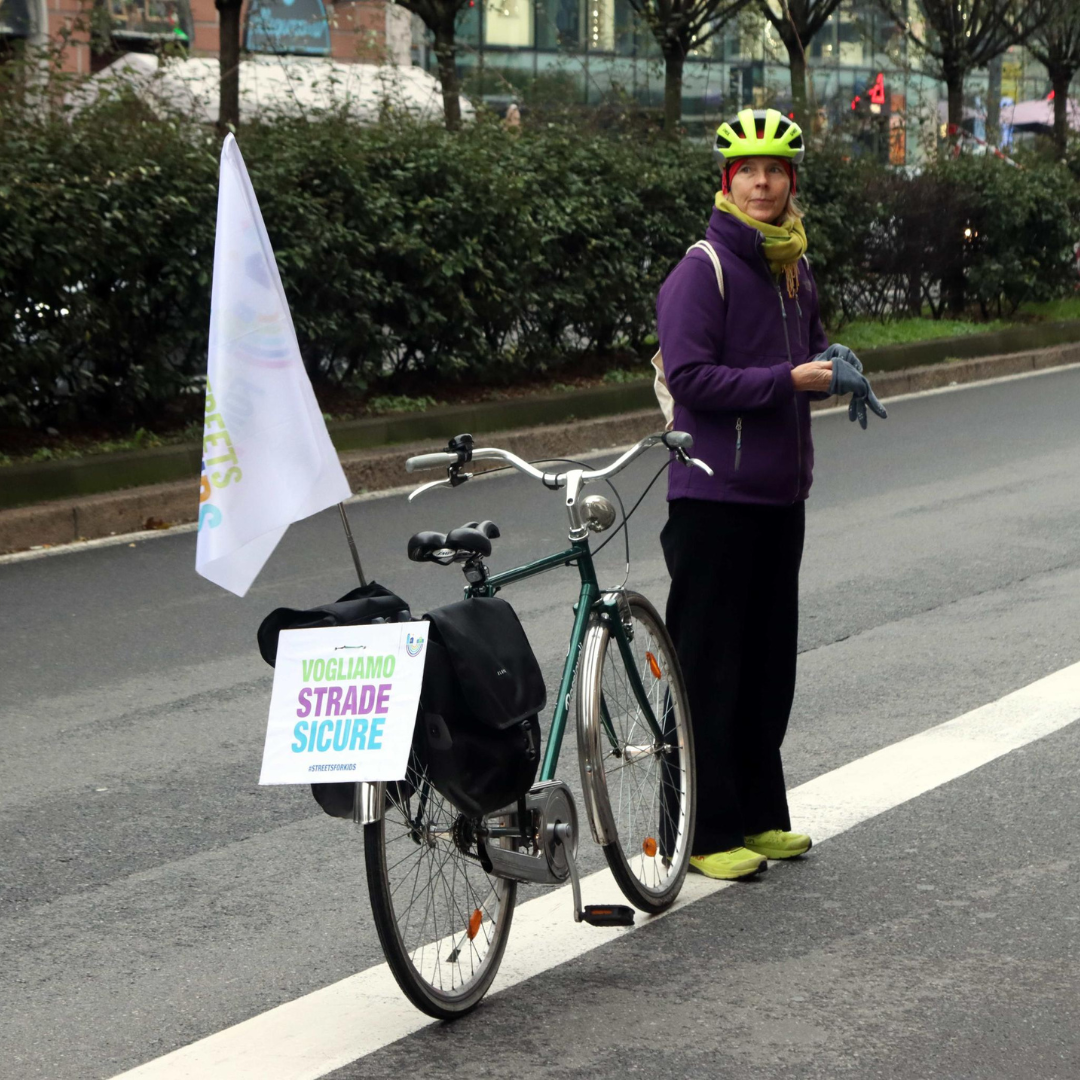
[744,829,812,859]
[688,848,768,880]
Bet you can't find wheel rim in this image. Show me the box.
[598,608,691,897]
[378,753,512,1002]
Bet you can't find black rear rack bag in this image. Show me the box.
[416,596,546,817]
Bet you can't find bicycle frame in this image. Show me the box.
[470,536,664,784]
[355,432,711,827]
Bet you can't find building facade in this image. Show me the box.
[0,0,410,72]
[2,0,1065,162]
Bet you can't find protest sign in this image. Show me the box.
[259,621,428,784]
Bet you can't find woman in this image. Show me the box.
[657,109,885,881]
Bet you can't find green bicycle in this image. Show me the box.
[360,430,713,1019]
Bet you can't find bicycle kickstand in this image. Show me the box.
[553,823,635,928]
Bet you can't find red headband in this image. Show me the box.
[722,157,797,196]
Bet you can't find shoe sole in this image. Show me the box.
[688,860,768,881]
[745,838,813,860]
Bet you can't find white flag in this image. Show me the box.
[196,134,351,597]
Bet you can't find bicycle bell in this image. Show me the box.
[581,494,616,533]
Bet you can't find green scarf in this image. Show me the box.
[715,192,807,297]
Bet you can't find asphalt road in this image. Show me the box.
[2,368,1079,1080]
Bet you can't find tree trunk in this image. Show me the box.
[1052,68,1071,159]
[946,70,965,135]
[986,55,1002,148]
[787,39,809,131]
[433,23,461,132]
[943,66,967,317]
[216,0,242,134]
[663,47,685,139]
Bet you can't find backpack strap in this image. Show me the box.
[687,240,725,301]
[651,240,726,433]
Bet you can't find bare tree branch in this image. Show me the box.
[755,0,845,128]
[1026,0,1080,154]
[625,0,753,135]
[877,0,1048,129]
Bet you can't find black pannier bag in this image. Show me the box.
[416,596,546,818]
[256,581,412,819]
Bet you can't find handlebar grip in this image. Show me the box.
[405,452,459,473]
[662,431,694,451]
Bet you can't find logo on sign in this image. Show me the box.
[406,634,425,658]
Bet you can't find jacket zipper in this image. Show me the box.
[734,417,742,470]
[773,282,802,502]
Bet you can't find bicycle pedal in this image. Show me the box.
[580,904,635,928]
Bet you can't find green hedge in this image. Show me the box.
[2,79,1079,430]
[799,146,1080,327]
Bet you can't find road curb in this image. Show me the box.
[3,342,1078,555]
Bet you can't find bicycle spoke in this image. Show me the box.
[587,598,692,904]
[369,749,513,1009]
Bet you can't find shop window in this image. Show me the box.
[613,0,633,55]
[536,0,580,50]
[810,11,838,61]
[245,0,330,55]
[0,0,33,41]
[837,8,866,66]
[106,0,193,49]
[485,0,534,47]
[586,0,614,51]
[457,1,481,46]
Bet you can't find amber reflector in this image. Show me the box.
[647,651,662,679]
[467,909,483,940]
[642,837,658,857]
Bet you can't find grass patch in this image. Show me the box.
[365,394,441,415]
[601,367,652,384]
[1016,297,1080,321]
[0,425,202,468]
[837,317,1012,353]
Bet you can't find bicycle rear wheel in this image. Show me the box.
[364,749,516,1019]
[577,591,696,913]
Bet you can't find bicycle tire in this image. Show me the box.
[576,590,696,913]
[364,749,517,1019]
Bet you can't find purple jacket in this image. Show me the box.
[657,208,829,505]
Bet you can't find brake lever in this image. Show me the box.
[674,448,715,477]
[407,473,473,502]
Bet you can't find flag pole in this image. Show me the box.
[338,503,367,587]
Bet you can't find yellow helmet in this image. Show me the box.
[714,108,805,165]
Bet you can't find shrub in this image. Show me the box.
[0,78,714,429]
[801,146,1080,326]
[2,57,1078,433]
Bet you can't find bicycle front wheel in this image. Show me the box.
[577,591,696,913]
[364,749,517,1020]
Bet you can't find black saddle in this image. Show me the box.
[408,520,501,563]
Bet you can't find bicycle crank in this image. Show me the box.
[479,782,634,926]
[552,821,635,928]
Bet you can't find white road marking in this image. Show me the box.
[109,659,1080,1080]
[6,360,1079,569]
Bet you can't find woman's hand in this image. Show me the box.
[791,359,833,393]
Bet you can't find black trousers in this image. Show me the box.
[660,498,805,854]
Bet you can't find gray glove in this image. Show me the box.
[829,356,887,430]
[817,343,863,374]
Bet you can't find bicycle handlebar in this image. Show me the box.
[405,431,709,490]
